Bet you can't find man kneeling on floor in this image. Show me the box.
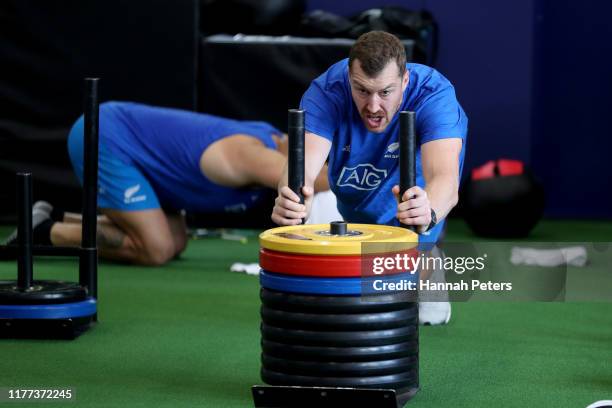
[3,102,328,266]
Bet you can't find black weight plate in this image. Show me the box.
[0,316,95,340]
[260,288,417,313]
[262,354,417,377]
[261,323,417,347]
[261,367,417,390]
[0,280,88,305]
[262,339,418,362]
[261,306,417,331]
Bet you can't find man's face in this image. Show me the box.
[349,59,409,133]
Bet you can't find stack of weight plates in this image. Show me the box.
[259,222,420,403]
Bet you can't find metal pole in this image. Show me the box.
[16,173,33,290]
[288,109,305,223]
[399,111,417,233]
[80,77,99,298]
[399,110,419,390]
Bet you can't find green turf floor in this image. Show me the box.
[0,220,611,407]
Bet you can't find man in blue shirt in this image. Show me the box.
[4,102,328,266]
[272,31,467,324]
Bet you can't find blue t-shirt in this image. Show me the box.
[98,102,281,212]
[300,60,468,243]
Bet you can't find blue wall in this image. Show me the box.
[307,0,612,218]
[532,0,612,218]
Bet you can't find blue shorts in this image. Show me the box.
[67,116,161,211]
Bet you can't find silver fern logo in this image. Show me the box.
[124,184,147,204]
[385,142,400,159]
[387,142,400,153]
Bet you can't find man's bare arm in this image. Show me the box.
[394,138,462,231]
[421,138,462,220]
[272,132,331,225]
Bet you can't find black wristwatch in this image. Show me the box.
[426,208,437,232]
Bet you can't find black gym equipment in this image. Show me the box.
[462,158,546,238]
[0,280,88,305]
[199,35,415,132]
[262,339,418,362]
[0,78,100,339]
[399,111,417,234]
[252,110,420,408]
[288,108,305,221]
[262,354,418,377]
[261,323,418,348]
[260,288,415,314]
[261,306,418,331]
[261,368,417,391]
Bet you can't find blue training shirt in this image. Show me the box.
[300,59,468,243]
[98,102,281,212]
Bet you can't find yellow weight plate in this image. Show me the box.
[259,223,418,255]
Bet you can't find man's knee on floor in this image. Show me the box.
[140,236,176,266]
[173,231,188,257]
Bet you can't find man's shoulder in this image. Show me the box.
[304,58,350,108]
[407,63,453,89]
[314,58,349,88]
[327,58,349,75]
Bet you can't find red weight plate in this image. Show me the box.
[259,248,419,277]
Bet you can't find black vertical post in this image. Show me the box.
[288,109,305,223]
[80,78,99,298]
[17,173,33,290]
[399,111,417,233]
[399,110,419,392]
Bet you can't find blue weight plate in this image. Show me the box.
[0,298,97,319]
[259,270,417,295]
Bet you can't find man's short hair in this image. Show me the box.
[349,31,406,77]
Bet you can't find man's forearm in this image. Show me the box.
[277,132,331,193]
[425,174,459,222]
[420,138,463,223]
[313,164,330,192]
[277,163,289,190]
[277,161,319,194]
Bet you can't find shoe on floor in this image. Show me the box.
[1,200,54,246]
[419,301,451,326]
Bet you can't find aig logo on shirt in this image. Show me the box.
[337,164,388,190]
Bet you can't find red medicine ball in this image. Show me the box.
[462,159,545,238]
